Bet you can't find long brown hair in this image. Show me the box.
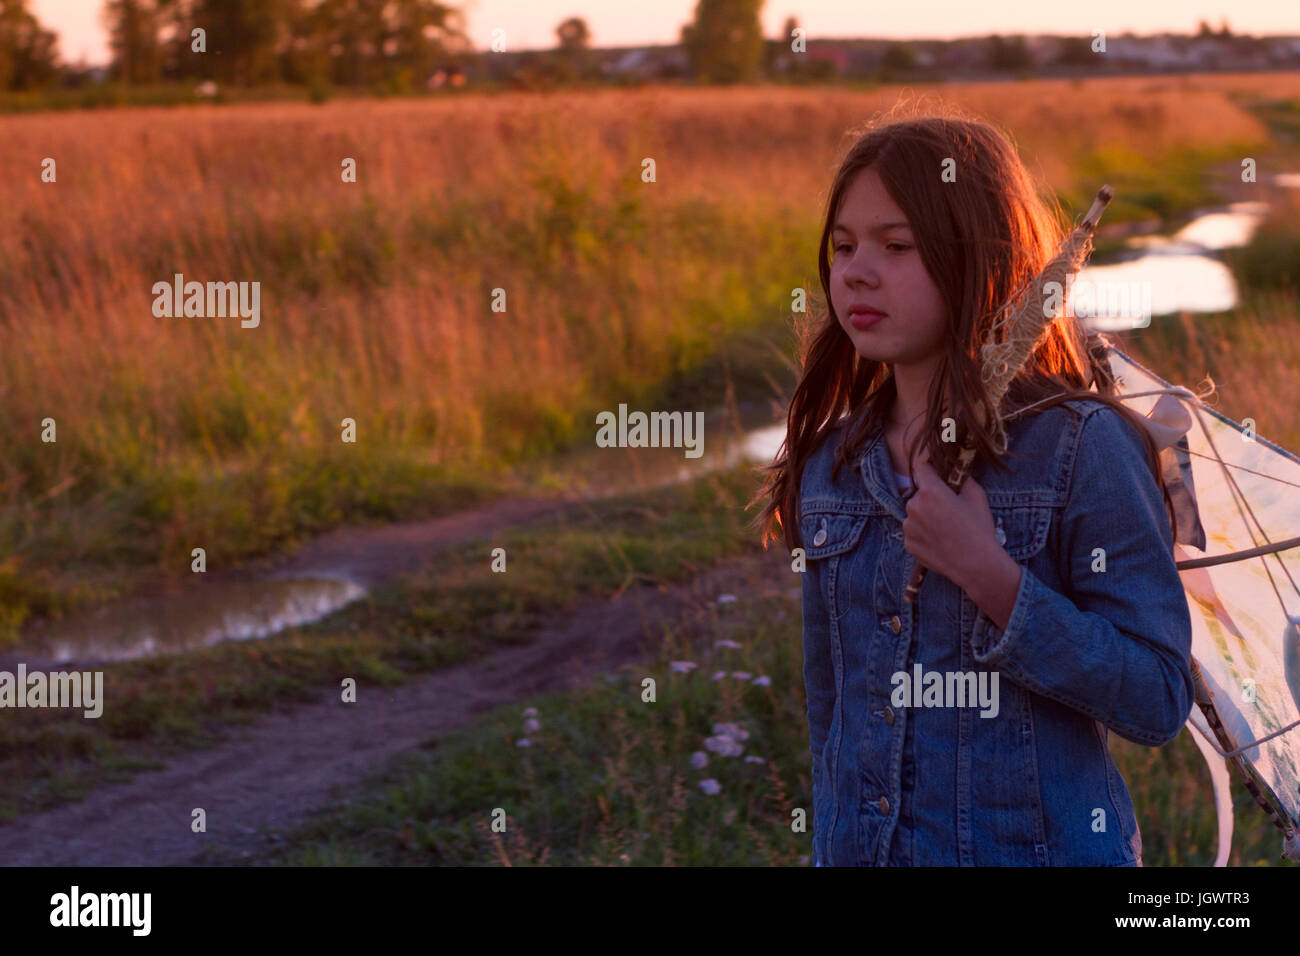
[750,109,1175,555]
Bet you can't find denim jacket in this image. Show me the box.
[799,398,1194,866]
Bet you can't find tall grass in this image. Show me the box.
[0,75,1294,633]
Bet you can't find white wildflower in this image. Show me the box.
[704,735,744,757]
[712,722,750,741]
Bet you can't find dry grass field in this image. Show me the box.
[1,72,1297,623]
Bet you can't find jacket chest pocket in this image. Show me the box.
[960,502,1053,629]
[799,504,873,604]
[987,502,1053,562]
[801,511,870,559]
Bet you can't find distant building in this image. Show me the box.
[602,46,688,79]
[806,42,851,73]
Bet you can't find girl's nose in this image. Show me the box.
[841,249,882,288]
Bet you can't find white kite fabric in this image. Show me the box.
[1102,339,1300,859]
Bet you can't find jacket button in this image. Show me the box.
[877,796,890,814]
[882,706,894,725]
[813,528,827,546]
[889,615,901,635]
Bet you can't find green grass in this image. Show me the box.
[1223,189,1300,297]
[1061,143,1253,226]
[1233,95,1300,146]
[0,460,768,820]
[205,580,812,867]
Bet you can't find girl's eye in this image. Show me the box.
[834,242,910,255]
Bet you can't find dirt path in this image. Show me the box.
[0,546,792,866]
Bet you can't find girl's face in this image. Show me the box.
[830,166,949,374]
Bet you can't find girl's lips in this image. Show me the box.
[850,311,884,330]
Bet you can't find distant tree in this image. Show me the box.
[1196,20,1214,38]
[0,0,59,90]
[1054,35,1093,67]
[183,0,293,85]
[554,15,593,81]
[764,14,798,76]
[556,16,589,52]
[296,0,469,90]
[680,0,764,84]
[881,43,916,71]
[986,34,1033,72]
[104,0,162,83]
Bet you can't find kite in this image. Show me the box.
[1102,339,1300,865]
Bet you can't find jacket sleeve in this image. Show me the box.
[968,406,1195,746]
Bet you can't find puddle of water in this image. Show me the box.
[528,400,787,499]
[1169,202,1270,250]
[18,576,366,665]
[1075,201,1272,331]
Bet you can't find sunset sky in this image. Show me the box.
[32,0,1295,67]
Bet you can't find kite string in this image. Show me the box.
[1189,710,1300,760]
[1182,450,1300,492]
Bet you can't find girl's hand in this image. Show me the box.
[901,456,1007,595]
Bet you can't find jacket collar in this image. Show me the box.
[857,414,909,522]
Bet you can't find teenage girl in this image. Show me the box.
[751,114,1194,866]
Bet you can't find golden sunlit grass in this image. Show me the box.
[0,73,1296,629]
